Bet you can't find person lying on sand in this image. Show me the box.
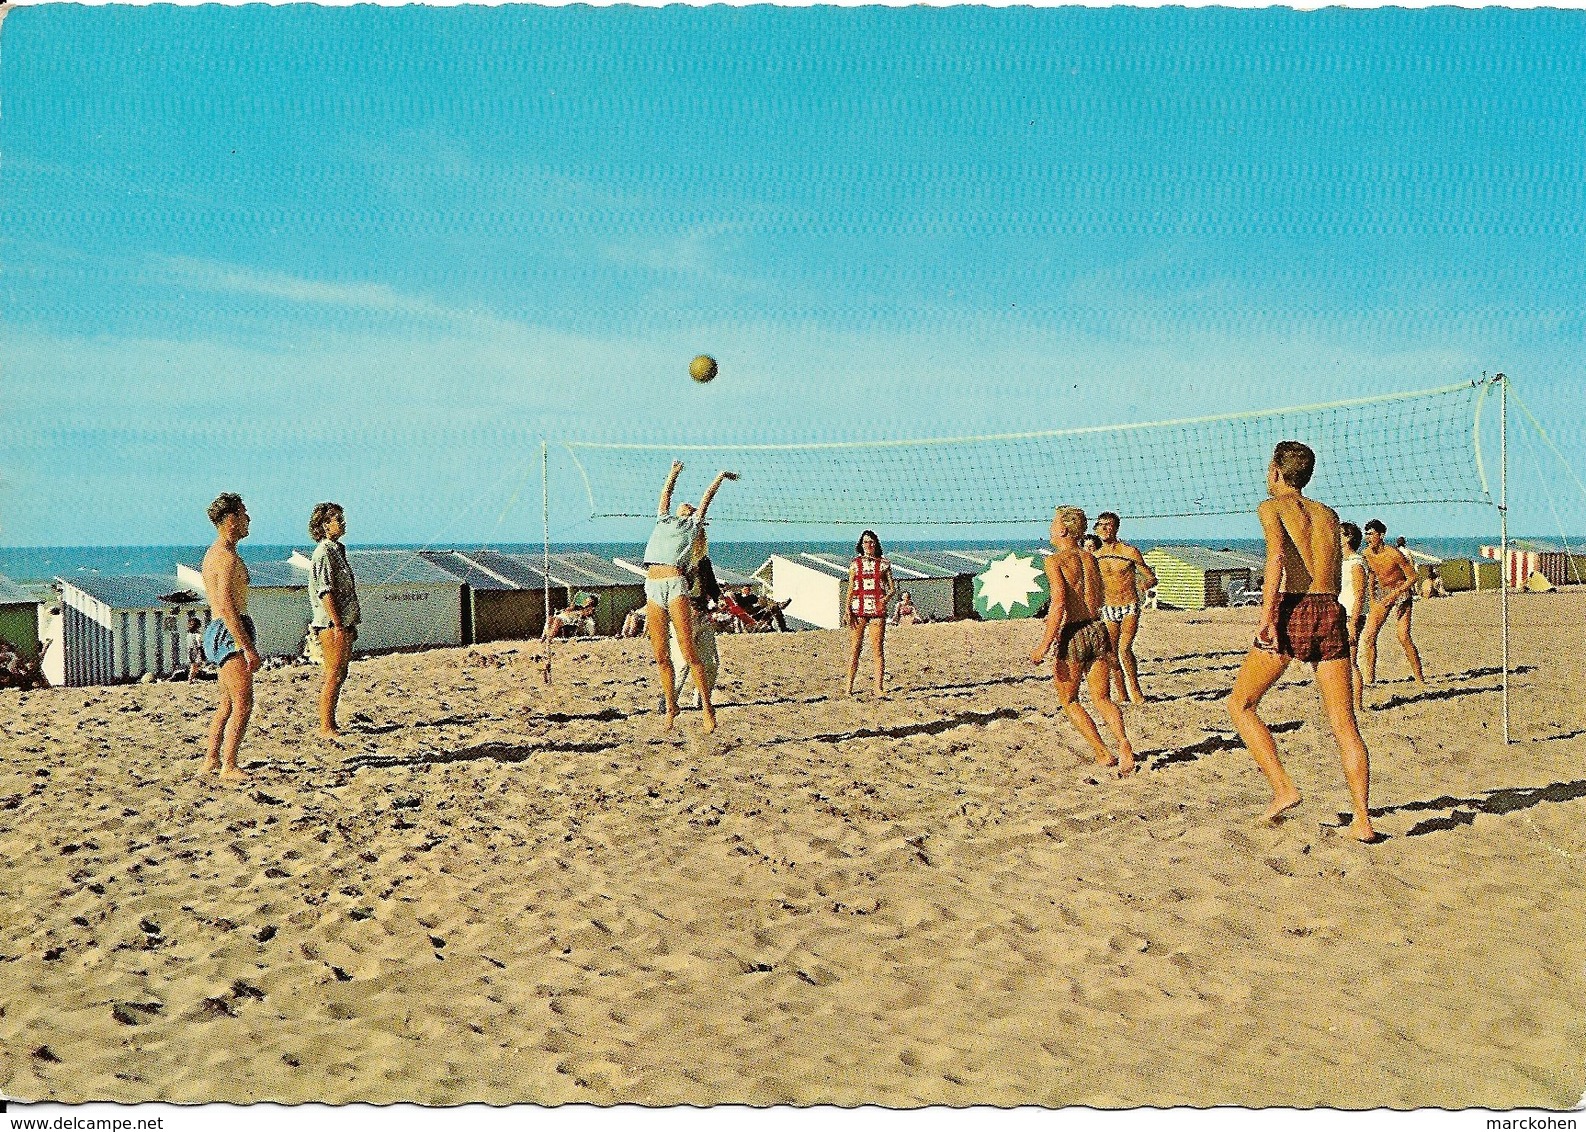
[1030,506,1135,777]
[1227,442,1380,843]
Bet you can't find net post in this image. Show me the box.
[1498,373,1510,745]
[542,440,552,686]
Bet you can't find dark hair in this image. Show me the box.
[855,530,884,559]
[1083,534,1102,551]
[1096,511,1120,528]
[1395,536,1406,547]
[207,492,245,526]
[308,502,345,542]
[1271,441,1316,489]
[1340,521,1363,552]
[1364,519,1387,536]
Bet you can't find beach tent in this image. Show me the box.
[0,573,42,667]
[1142,546,1259,611]
[288,550,463,654]
[176,560,312,658]
[56,575,207,685]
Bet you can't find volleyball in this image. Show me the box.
[689,355,718,383]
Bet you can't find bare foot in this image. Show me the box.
[1093,753,1118,768]
[1117,744,1137,778]
[663,710,678,733]
[846,681,857,697]
[319,727,342,739]
[1260,789,1303,823]
[219,764,249,783]
[199,758,221,776]
[701,713,717,735]
[1128,693,1146,706]
[1348,817,1384,843]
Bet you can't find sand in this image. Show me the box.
[2,589,1583,1107]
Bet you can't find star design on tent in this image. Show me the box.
[979,552,1045,615]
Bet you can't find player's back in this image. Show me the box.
[1265,495,1341,596]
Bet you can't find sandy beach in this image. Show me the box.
[2,589,1583,1107]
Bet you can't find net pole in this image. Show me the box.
[1499,373,1510,745]
[542,440,552,686]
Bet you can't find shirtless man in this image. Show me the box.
[1359,519,1426,687]
[1030,506,1135,777]
[200,493,261,782]
[1093,511,1157,704]
[1228,443,1379,842]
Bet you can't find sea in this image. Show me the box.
[0,536,1543,587]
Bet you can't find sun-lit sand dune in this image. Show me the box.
[3,590,1583,1107]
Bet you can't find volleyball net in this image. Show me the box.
[560,379,1497,525]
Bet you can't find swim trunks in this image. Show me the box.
[1100,602,1139,623]
[202,615,256,667]
[645,575,689,607]
[1272,593,1348,664]
[1057,618,1112,668]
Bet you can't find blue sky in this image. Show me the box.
[2,5,1584,548]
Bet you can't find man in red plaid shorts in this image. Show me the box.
[1227,442,1382,843]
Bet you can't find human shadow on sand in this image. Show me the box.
[1335,778,1586,837]
[342,739,619,770]
[1138,720,1304,767]
[771,705,1027,746]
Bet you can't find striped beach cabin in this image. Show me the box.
[1479,541,1581,589]
[56,575,208,685]
[176,560,312,658]
[1142,546,1265,611]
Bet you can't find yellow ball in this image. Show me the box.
[689,355,718,383]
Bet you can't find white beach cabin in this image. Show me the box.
[289,549,463,654]
[175,559,312,658]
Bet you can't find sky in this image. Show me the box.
[2,5,1585,548]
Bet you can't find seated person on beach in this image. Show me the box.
[621,608,647,638]
[1227,442,1379,842]
[643,461,737,733]
[200,492,260,783]
[0,638,41,689]
[1359,519,1425,687]
[186,615,206,681]
[1092,511,1156,705]
[890,591,919,626]
[1030,507,1134,777]
[738,585,791,631]
[544,594,599,640]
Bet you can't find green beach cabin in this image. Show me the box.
[0,572,41,666]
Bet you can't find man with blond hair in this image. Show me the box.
[1030,506,1135,777]
[1227,442,1380,842]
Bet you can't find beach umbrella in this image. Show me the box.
[973,552,1049,620]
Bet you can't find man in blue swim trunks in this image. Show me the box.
[201,492,260,782]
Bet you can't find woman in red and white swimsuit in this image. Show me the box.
[845,530,896,695]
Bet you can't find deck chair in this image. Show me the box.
[719,592,768,633]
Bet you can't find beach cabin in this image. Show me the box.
[0,573,42,668]
[56,575,207,685]
[750,552,957,629]
[176,560,312,658]
[1143,546,1261,611]
[891,548,1032,620]
[289,550,463,654]
[1479,541,1577,589]
[418,550,551,644]
[537,552,646,637]
[884,551,976,621]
